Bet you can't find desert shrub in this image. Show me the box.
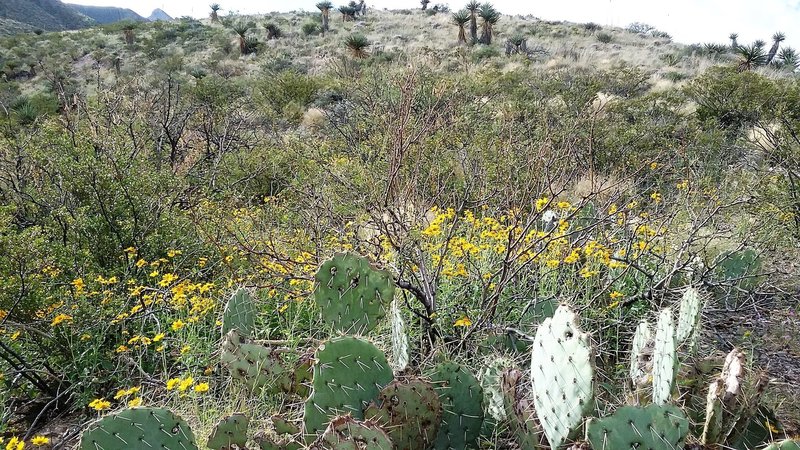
[255,70,324,119]
[597,32,612,43]
[472,44,500,61]
[583,22,601,32]
[662,71,688,82]
[626,22,655,34]
[687,66,775,130]
[301,21,320,36]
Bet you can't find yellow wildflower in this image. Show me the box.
[32,436,50,445]
[128,397,142,407]
[178,377,194,392]
[609,291,624,299]
[166,378,181,390]
[453,316,472,327]
[167,249,182,258]
[115,345,128,353]
[51,313,73,327]
[180,345,191,355]
[557,201,572,210]
[72,278,85,293]
[88,398,111,411]
[650,192,662,203]
[124,247,136,255]
[158,273,178,287]
[171,320,185,331]
[5,437,24,450]
[152,333,165,342]
[535,197,549,212]
[135,259,147,268]
[193,382,210,394]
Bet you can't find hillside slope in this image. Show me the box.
[147,8,172,21]
[0,0,94,30]
[68,4,146,24]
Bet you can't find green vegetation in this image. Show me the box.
[0,5,799,449]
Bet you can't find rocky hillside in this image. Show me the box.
[0,0,94,31]
[67,4,146,24]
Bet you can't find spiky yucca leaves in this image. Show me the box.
[729,33,739,49]
[338,5,357,21]
[466,0,480,43]
[778,47,799,71]
[421,0,430,10]
[210,3,221,22]
[231,22,251,54]
[317,1,333,33]
[736,43,768,71]
[451,10,470,44]
[478,3,500,45]
[766,32,786,65]
[344,34,370,58]
[265,23,282,40]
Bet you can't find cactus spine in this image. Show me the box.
[220,329,292,393]
[222,288,257,338]
[311,415,393,449]
[389,297,409,372]
[364,376,442,450]
[652,307,677,404]
[630,320,652,388]
[676,286,702,349]
[430,361,485,450]
[530,303,595,449]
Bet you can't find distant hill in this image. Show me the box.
[147,8,172,21]
[0,0,94,31]
[68,4,146,24]
[0,17,37,36]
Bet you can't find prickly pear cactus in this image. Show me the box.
[364,376,442,450]
[303,336,393,439]
[501,368,541,450]
[271,414,301,436]
[255,416,302,450]
[311,415,393,450]
[220,329,291,394]
[629,320,652,388]
[764,440,800,450]
[652,307,677,404]
[586,404,689,450]
[430,361,484,450]
[389,297,409,372]
[479,356,514,421]
[676,287,702,349]
[207,413,249,450]
[79,407,198,450]
[702,348,746,444]
[314,252,395,334]
[222,288,257,338]
[531,303,594,449]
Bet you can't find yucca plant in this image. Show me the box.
[736,42,768,71]
[210,3,221,23]
[451,10,470,45]
[121,22,136,46]
[478,3,499,45]
[466,0,480,43]
[338,5,357,21]
[316,1,333,33]
[231,22,250,54]
[729,33,738,49]
[344,33,370,58]
[777,47,799,71]
[421,0,430,10]
[265,22,282,40]
[766,32,786,65]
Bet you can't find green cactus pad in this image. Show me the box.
[256,434,303,450]
[501,368,541,450]
[207,413,249,450]
[222,288,257,338]
[314,252,395,334]
[364,376,442,450]
[271,414,301,436]
[310,415,393,450]
[676,286,702,349]
[303,336,393,440]
[630,320,652,388]
[79,407,198,450]
[586,404,689,450]
[479,356,514,422]
[531,303,594,449]
[430,361,484,450]
[653,307,677,404]
[764,440,800,450]
[220,329,292,394]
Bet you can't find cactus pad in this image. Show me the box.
[501,368,541,450]
[220,329,292,394]
[586,404,689,450]
[79,407,198,450]
[314,252,395,334]
[389,297,409,372]
[310,415,393,450]
[652,307,677,404]
[479,356,514,421]
[430,361,484,450]
[764,440,800,450]
[222,288,257,338]
[207,413,249,450]
[364,376,442,450]
[630,320,652,388]
[676,287,702,349]
[530,303,594,449]
[303,336,393,439]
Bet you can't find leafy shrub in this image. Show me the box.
[583,22,601,32]
[302,21,320,36]
[472,44,500,61]
[597,32,612,43]
[626,22,655,34]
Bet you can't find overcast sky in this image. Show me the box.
[67,0,800,49]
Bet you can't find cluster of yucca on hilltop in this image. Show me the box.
[728,31,798,72]
[451,1,500,45]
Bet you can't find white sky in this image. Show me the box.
[66,0,800,49]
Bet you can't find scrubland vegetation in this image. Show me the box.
[0,3,799,449]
